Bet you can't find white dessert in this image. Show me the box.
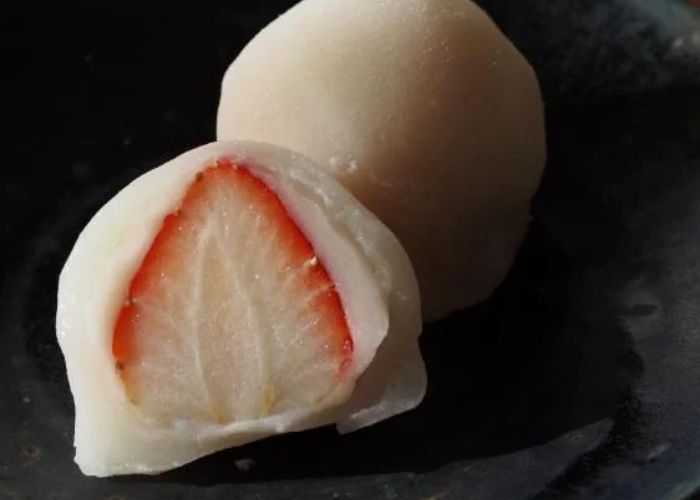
[56,141,425,476]
[217,0,547,320]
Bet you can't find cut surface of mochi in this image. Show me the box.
[56,141,425,477]
[217,0,547,321]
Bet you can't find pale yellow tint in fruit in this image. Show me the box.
[217,0,546,320]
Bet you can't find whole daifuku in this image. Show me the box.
[217,0,547,320]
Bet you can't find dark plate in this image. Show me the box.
[3,1,700,499]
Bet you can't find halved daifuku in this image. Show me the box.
[56,141,425,477]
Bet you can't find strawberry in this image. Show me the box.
[112,158,353,424]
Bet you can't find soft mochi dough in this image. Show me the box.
[217,0,547,320]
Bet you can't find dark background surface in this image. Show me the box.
[3,1,700,499]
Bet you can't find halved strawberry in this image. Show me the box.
[112,158,353,424]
